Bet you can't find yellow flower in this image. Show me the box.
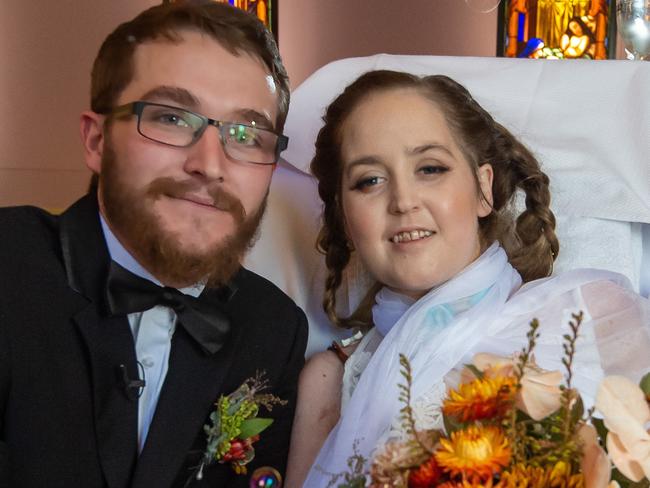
[435,426,511,481]
[437,480,495,487]
[498,461,584,487]
[443,375,516,422]
[472,353,564,421]
[595,375,650,482]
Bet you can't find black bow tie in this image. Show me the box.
[105,261,231,354]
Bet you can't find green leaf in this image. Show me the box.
[591,417,609,449]
[611,467,650,487]
[443,413,463,434]
[570,393,584,424]
[640,372,650,398]
[238,417,273,439]
[338,477,367,488]
[464,364,484,380]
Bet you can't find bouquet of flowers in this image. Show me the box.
[335,312,650,488]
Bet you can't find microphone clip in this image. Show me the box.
[117,363,146,400]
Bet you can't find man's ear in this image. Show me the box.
[477,163,494,218]
[80,111,106,174]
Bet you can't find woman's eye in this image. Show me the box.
[353,176,383,191]
[419,165,448,175]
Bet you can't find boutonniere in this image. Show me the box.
[191,373,286,482]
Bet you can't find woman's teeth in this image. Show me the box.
[390,230,433,243]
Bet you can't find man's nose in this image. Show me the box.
[182,124,228,181]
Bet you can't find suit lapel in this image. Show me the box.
[73,308,139,488]
[60,195,139,488]
[131,313,241,488]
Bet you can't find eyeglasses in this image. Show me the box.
[109,101,288,165]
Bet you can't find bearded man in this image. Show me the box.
[0,3,307,487]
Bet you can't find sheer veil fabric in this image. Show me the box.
[304,243,650,486]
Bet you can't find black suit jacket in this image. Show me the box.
[0,194,308,488]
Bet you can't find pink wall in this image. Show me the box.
[0,0,158,209]
[0,1,623,209]
[279,0,498,88]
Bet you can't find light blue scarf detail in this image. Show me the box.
[424,286,491,330]
[373,286,491,337]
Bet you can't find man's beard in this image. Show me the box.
[99,142,267,288]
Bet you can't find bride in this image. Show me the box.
[284,70,650,487]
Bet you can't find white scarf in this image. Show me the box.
[305,243,521,485]
[372,284,492,338]
[304,244,647,486]
[372,287,415,337]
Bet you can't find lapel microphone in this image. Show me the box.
[117,363,146,401]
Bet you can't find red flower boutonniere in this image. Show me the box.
[190,373,286,483]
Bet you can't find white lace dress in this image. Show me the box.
[342,326,457,444]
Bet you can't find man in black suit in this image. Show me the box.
[0,2,307,487]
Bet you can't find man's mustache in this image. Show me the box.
[147,177,246,223]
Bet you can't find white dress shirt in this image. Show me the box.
[100,215,204,452]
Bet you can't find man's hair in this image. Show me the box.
[90,0,290,130]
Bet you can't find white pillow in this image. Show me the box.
[247,55,650,356]
[641,223,650,298]
[283,54,650,223]
[244,162,351,357]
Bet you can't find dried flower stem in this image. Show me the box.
[561,312,583,447]
[562,312,583,391]
[508,318,540,464]
[397,354,432,456]
[516,318,541,384]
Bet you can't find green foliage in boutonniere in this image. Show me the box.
[192,372,286,482]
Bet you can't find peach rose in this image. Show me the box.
[595,376,650,483]
[579,423,612,488]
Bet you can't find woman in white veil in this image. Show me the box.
[284,70,650,487]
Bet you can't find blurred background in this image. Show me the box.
[0,0,629,209]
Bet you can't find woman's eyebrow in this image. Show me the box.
[344,156,382,177]
[407,143,454,156]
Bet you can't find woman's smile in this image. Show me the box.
[340,87,493,298]
[389,228,434,244]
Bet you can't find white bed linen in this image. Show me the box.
[245,55,650,356]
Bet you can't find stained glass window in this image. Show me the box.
[214,0,275,34]
[164,0,277,39]
[497,0,616,59]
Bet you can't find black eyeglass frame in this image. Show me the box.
[108,101,288,165]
